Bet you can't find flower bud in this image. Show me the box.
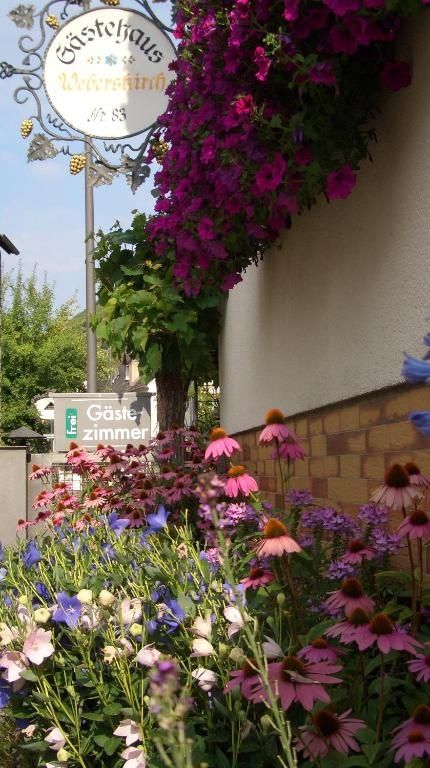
[77,589,93,605]
[34,608,51,624]
[260,714,273,732]
[18,595,28,606]
[57,748,70,762]
[218,643,229,658]
[229,646,245,663]
[98,590,115,607]
[129,623,143,638]
[276,592,286,606]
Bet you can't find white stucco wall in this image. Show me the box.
[220,16,430,435]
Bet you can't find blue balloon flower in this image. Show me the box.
[146,506,170,534]
[410,411,430,437]
[0,681,11,709]
[402,354,430,384]
[22,541,41,569]
[52,592,81,629]
[107,512,130,536]
[35,582,50,601]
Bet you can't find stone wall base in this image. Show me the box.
[234,383,430,516]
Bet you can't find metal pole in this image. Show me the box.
[83,0,97,393]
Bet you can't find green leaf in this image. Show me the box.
[20,669,38,682]
[103,702,124,716]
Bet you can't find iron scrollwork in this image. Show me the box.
[3,0,174,191]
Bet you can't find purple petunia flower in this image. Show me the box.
[52,592,82,629]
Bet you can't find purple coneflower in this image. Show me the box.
[325,607,371,647]
[204,428,241,461]
[341,540,376,565]
[398,509,430,540]
[224,659,264,703]
[295,709,366,759]
[405,461,430,488]
[353,613,422,654]
[392,706,430,746]
[274,440,305,461]
[391,726,430,763]
[267,656,342,711]
[323,577,375,617]
[297,637,341,663]
[255,519,302,558]
[240,566,274,590]
[370,464,420,511]
[258,409,297,445]
[407,647,430,681]
[225,466,259,498]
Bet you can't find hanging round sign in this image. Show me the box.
[43,7,176,140]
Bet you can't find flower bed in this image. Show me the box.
[1,413,430,767]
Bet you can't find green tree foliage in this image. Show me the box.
[93,213,221,429]
[0,266,113,437]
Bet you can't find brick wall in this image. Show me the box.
[235,383,430,515]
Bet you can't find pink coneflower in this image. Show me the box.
[405,462,430,488]
[224,659,265,703]
[259,409,297,445]
[295,709,366,759]
[225,466,259,498]
[298,637,341,663]
[354,613,422,654]
[28,464,52,481]
[325,608,371,647]
[370,464,420,511]
[398,509,430,539]
[204,428,241,461]
[341,540,376,565]
[407,648,430,681]
[392,706,430,743]
[391,727,430,763]
[255,518,302,558]
[323,577,375,616]
[274,440,305,461]
[241,566,274,590]
[268,656,342,711]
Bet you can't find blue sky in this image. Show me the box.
[0,1,171,307]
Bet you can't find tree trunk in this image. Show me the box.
[155,365,189,431]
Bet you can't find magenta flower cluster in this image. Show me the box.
[146,0,426,293]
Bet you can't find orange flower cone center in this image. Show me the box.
[281,656,306,681]
[405,461,421,476]
[242,659,258,677]
[249,567,265,579]
[311,638,328,649]
[341,577,364,598]
[313,710,340,737]
[408,730,425,744]
[210,427,227,441]
[410,510,429,526]
[348,540,366,553]
[265,408,285,425]
[413,705,430,725]
[347,608,370,626]
[385,463,410,488]
[227,465,246,478]
[263,518,290,538]
[369,613,394,635]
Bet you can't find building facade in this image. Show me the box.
[219,14,430,514]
